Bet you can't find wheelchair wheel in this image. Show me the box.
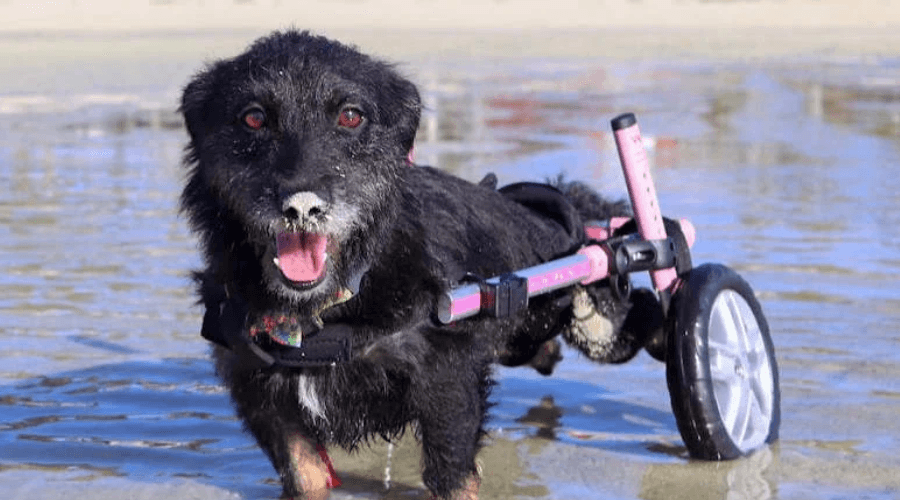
[666,263,780,460]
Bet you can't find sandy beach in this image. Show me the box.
[6,0,900,31]
[3,0,900,62]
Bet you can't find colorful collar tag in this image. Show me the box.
[250,288,355,347]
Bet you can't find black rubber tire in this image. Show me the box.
[666,263,780,460]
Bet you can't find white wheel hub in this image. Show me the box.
[707,290,775,452]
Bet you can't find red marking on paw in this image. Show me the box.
[315,443,342,489]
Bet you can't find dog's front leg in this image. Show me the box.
[241,414,337,499]
[284,433,340,499]
[416,373,488,500]
[419,412,483,500]
[436,475,480,500]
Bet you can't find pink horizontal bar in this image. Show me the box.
[450,291,481,318]
[527,259,593,295]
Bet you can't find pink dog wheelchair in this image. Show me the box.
[438,113,780,460]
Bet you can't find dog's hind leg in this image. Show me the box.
[527,338,563,375]
[497,295,569,376]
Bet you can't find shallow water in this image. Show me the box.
[1,34,899,499]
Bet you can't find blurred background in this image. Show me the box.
[1,2,899,499]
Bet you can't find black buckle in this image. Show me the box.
[604,236,677,275]
[480,273,529,319]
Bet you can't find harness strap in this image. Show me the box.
[497,182,584,244]
[201,297,353,369]
[265,330,353,367]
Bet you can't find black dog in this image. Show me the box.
[180,30,652,499]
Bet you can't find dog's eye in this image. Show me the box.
[242,108,267,131]
[337,108,363,129]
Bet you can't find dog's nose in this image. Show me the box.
[282,192,327,221]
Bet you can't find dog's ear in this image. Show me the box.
[180,69,217,147]
[383,73,421,155]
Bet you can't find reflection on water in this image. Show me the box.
[2,38,900,499]
[516,396,562,440]
[639,448,775,500]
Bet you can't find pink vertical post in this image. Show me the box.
[611,113,678,293]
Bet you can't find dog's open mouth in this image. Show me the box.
[274,231,328,287]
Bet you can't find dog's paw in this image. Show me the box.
[562,284,653,364]
[430,474,480,500]
[528,339,563,376]
[563,285,617,360]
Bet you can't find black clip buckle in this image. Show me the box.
[481,273,529,318]
[604,236,677,275]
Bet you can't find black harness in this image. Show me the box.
[201,295,353,370]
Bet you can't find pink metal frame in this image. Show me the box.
[612,115,679,293]
[436,113,692,324]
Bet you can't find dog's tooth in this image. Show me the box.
[273,257,280,267]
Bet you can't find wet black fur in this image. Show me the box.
[180,30,637,498]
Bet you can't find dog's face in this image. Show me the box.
[181,31,421,304]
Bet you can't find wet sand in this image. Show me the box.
[2,2,900,499]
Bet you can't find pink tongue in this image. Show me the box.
[276,232,328,283]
